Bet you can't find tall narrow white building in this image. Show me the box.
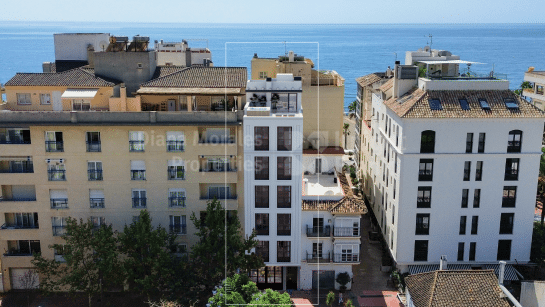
[359,47,544,279]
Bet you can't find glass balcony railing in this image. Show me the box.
[45,141,64,152]
[306,225,331,237]
[48,170,66,181]
[306,251,330,263]
[333,226,360,237]
[333,253,360,263]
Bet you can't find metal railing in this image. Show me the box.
[48,170,66,181]
[169,224,187,234]
[169,197,186,208]
[255,226,269,236]
[198,137,236,144]
[507,141,521,153]
[306,251,330,263]
[90,198,105,208]
[333,253,360,263]
[0,139,31,145]
[131,170,146,180]
[88,170,103,181]
[0,163,33,173]
[45,141,64,152]
[166,141,185,152]
[50,198,68,209]
[52,226,66,236]
[1,223,39,229]
[200,195,237,200]
[306,225,331,237]
[86,141,101,152]
[3,250,37,256]
[333,226,360,237]
[502,197,516,207]
[417,197,431,208]
[132,198,147,208]
[129,140,145,152]
[504,169,518,181]
[418,170,433,181]
[200,165,236,172]
[277,256,291,262]
[167,170,185,180]
[0,197,36,202]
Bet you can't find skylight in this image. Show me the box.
[429,99,442,111]
[479,99,490,110]
[504,98,519,110]
[459,99,470,111]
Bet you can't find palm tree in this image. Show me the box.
[343,123,350,149]
[348,100,358,119]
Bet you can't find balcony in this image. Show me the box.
[199,165,237,172]
[88,170,103,181]
[277,256,291,263]
[132,197,147,208]
[167,170,184,180]
[86,141,101,152]
[48,170,66,181]
[45,141,64,152]
[199,137,236,144]
[166,141,185,152]
[418,170,433,181]
[50,198,68,209]
[333,226,360,237]
[169,224,187,234]
[333,253,360,263]
[306,225,331,237]
[90,198,105,209]
[169,197,186,208]
[0,197,36,202]
[1,223,39,230]
[502,197,515,208]
[52,226,66,236]
[417,197,431,208]
[504,170,518,181]
[200,195,237,200]
[131,170,146,181]
[306,251,331,263]
[507,141,521,153]
[0,161,33,173]
[129,141,145,152]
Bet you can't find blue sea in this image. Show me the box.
[1,21,544,110]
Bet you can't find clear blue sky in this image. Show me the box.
[0,0,542,24]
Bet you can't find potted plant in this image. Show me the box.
[336,272,351,292]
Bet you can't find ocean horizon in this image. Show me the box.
[1,21,544,109]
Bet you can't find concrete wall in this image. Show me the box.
[302,86,344,149]
[54,33,110,61]
[520,281,545,307]
[418,78,510,91]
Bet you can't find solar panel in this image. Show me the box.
[459,99,470,110]
[479,99,490,110]
[428,99,442,110]
[504,98,519,110]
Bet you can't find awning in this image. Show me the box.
[408,263,521,281]
[417,60,485,65]
[136,87,242,95]
[61,89,98,99]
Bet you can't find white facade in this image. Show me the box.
[523,70,545,110]
[54,33,110,61]
[154,40,212,67]
[362,49,544,274]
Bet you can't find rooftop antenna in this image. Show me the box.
[282,41,287,56]
[425,34,433,54]
[394,52,397,62]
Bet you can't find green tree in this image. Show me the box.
[208,274,259,307]
[531,222,545,267]
[190,199,263,303]
[343,123,350,149]
[515,81,532,95]
[32,217,123,307]
[252,288,292,306]
[326,291,335,307]
[348,100,358,113]
[119,210,176,301]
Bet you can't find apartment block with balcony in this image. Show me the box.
[523,68,545,111]
[359,47,544,280]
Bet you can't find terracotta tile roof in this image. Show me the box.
[356,73,384,88]
[151,65,186,79]
[379,78,394,92]
[141,66,247,88]
[302,172,367,214]
[384,89,544,118]
[405,270,511,307]
[5,67,118,87]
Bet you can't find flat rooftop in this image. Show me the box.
[303,174,343,197]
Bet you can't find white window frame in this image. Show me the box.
[169,215,187,234]
[40,93,51,105]
[168,159,185,180]
[17,93,31,105]
[169,188,186,207]
[72,99,90,111]
[132,189,146,208]
[129,131,145,151]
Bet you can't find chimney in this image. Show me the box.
[386,66,392,77]
[289,51,294,63]
[254,53,258,58]
[392,61,400,98]
[498,261,506,285]
[42,62,53,73]
[439,255,447,270]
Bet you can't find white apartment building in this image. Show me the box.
[154,39,212,67]
[244,74,304,290]
[360,48,544,279]
[523,68,545,111]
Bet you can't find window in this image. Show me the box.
[51,217,68,236]
[459,216,467,235]
[471,216,479,235]
[277,214,291,236]
[417,187,432,208]
[466,133,473,153]
[475,161,483,181]
[255,157,269,180]
[277,241,291,262]
[478,133,486,153]
[208,186,231,199]
[497,240,511,261]
[130,160,146,180]
[47,161,66,181]
[203,157,231,172]
[463,161,471,181]
[420,130,435,153]
[16,93,31,105]
[132,189,146,208]
[254,127,269,151]
[277,127,292,151]
[469,242,476,261]
[256,241,269,262]
[428,99,442,110]
[54,245,69,262]
[0,128,31,144]
[502,186,516,208]
[313,243,323,259]
[277,157,292,180]
[457,242,465,261]
[255,186,269,208]
[89,189,105,208]
[255,213,269,235]
[167,159,185,180]
[473,189,481,208]
[259,72,267,79]
[315,158,322,174]
[169,215,186,234]
[504,98,519,110]
[459,98,470,110]
[86,132,101,152]
[129,131,145,152]
[40,93,51,105]
[419,159,433,181]
[499,213,514,234]
[166,131,185,152]
[72,99,90,111]
[45,131,63,152]
[90,216,105,229]
[461,189,469,208]
[6,240,41,255]
[507,130,522,153]
[5,213,38,229]
[414,240,428,261]
[169,189,186,208]
[479,98,491,110]
[504,158,519,181]
[277,186,291,208]
[415,214,430,235]
[88,161,103,181]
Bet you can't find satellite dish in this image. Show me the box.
[99,41,108,52]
